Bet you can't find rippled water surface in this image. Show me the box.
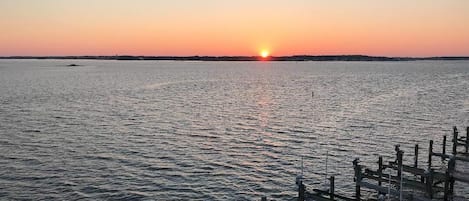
[0,60,468,200]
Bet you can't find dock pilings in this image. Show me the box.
[286,126,469,201]
[350,126,469,200]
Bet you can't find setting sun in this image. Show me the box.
[260,50,270,58]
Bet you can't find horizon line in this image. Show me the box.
[2,54,469,58]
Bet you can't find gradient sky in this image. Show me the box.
[1,0,469,57]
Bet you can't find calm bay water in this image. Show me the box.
[0,60,468,200]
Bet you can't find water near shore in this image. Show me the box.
[0,60,468,200]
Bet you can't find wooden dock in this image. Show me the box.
[262,126,469,201]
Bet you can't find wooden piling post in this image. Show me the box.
[414,144,419,168]
[452,126,458,155]
[466,126,469,154]
[443,135,447,156]
[353,158,361,201]
[448,157,456,198]
[426,169,434,199]
[330,176,335,200]
[444,170,450,201]
[428,140,433,169]
[396,150,403,191]
[298,180,305,201]
[378,156,383,187]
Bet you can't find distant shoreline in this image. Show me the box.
[1,55,469,61]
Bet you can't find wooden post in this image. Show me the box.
[443,135,447,156]
[298,180,305,201]
[428,140,433,169]
[448,158,456,198]
[397,150,403,191]
[414,144,419,168]
[426,169,434,199]
[395,145,400,159]
[353,158,361,201]
[330,176,335,200]
[444,170,450,201]
[466,126,469,153]
[452,126,458,155]
[378,156,383,187]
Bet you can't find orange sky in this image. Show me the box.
[1,0,469,57]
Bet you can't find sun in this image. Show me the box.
[260,50,270,58]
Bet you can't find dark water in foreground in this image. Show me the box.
[0,60,468,200]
